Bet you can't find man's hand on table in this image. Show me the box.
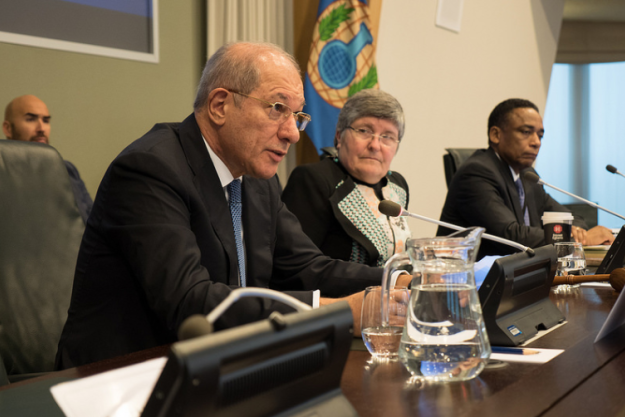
[320,292,364,337]
[572,225,615,246]
[319,273,412,338]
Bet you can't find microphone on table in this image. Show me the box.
[523,171,625,222]
[606,164,625,180]
[178,287,312,341]
[378,200,535,256]
[552,268,625,292]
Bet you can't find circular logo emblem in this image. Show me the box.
[308,2,378,108]
[554,224,563,234]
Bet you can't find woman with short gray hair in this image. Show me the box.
[282,89,410,267]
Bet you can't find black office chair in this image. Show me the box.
[0,140,85,378]
[0,352,8,387]
[320,146,338,160]
[563,203,598,229]
[443,148,479,188]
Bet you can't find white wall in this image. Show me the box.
[376,0,565,237]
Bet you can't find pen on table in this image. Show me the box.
[491,347,540,355]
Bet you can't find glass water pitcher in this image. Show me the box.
[381,227,491,382]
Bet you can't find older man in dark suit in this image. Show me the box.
[55,42,412,369]
[437,98,614,258]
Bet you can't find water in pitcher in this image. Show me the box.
[397,239,491,382]
[399,281,489,381]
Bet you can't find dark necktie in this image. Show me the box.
[227,179,246,286]
[515,178,530,226]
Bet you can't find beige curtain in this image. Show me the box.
[207,0,294,56]
[206,0,296,184]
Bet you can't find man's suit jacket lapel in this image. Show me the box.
[487,148,526,225]
[178,114,240,286]
[329,175,380,262]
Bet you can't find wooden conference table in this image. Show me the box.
[2,286,625,417]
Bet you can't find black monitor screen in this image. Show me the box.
[141,302,357,417]
[478,245,564,346]
[596,226,625,275]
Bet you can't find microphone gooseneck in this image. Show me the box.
[379,200,534,255]
[606,164,625,179]
[206,287,312,325]
[178,287,313,341]
[523,171,625,221]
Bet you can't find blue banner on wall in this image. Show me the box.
[303,0,380,153]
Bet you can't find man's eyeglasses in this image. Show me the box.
[347,126,399,147]
[227,90,311,131]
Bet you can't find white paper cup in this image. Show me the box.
[541,212,573,244]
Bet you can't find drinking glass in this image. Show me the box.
[361,286,409,359]
[554,242,586,292]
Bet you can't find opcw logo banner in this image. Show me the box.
[303,0,381,153]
